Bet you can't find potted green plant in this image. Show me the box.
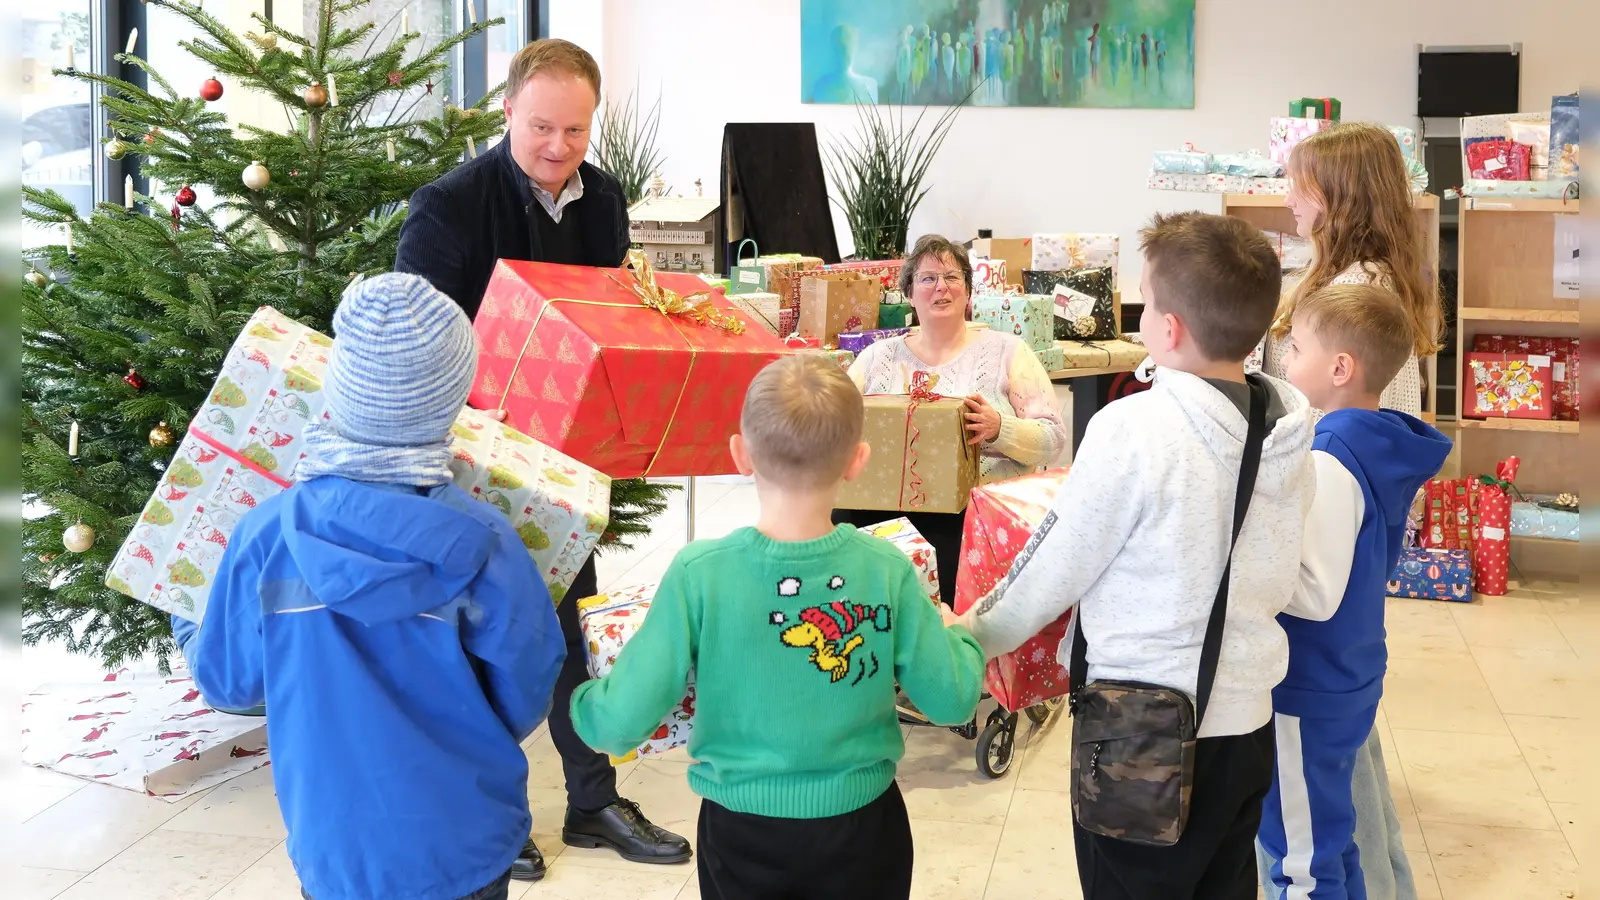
[825,95,967,261]
[589,87,666,205]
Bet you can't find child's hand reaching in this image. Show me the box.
[939,603,962,628]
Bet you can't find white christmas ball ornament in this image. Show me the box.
[242,160,271,191]
[63,522,96,553]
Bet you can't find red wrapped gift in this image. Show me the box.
[1421,477,1480,551]
[1473,458,1520,596]
[953,469,1073,711]
[1465,352,1555,419]
[1466,140,1532,180]
[469,252,790,478]
[1475,336,1580,420]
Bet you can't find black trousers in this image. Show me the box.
[1074,723,1276,900]
[546,554,618,812]
[831,508,967,608]
[697,783,913,900]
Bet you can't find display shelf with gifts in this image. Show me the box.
[1454,196,1581,579]
[1224,191,1442,415]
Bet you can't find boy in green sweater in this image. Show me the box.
[571,354,985,900]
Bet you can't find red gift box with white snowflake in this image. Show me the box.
[953,469,1074,711]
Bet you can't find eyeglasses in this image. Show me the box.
[915,272,966,289]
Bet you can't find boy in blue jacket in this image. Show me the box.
[172,273,565,900]
[1259,283,1452,900]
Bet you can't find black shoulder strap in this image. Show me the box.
[1070,377,1269,728]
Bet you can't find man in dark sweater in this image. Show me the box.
[395,38,691,883]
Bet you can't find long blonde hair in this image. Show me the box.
[1273,123,1441,356]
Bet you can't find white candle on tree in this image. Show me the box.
[328,72,339,106]
[386,138,396,162]
[67,42,75,70]
[125,28,138,54]
[466,0,477,26]
[401,9,409,33]
[124,175,134,209]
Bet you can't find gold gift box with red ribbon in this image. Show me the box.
[469,252,792,478]
[836,372,979,514]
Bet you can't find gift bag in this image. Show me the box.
[1549,93,1579,180]
[799,272,882,348]
[728,239,767,294]
[836,372,980,514]
[953,469,1073,710]
[1473,458,1520,596]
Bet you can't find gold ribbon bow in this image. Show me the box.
[607,249,745,335]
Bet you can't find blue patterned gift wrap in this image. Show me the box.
[1151,149,1213,175]
[1386,548,1473,602]
[836,327,911,355]
[1510,497,1579,541]
[972,293,1054,351]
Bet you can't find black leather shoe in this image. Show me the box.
[509,839,546,882]
[562,799,692,864]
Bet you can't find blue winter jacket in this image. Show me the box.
[171,476,564,900]
[1274,409,1451,716]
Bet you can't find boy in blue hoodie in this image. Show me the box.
[171,273,565,900]
[1257,283,1452,900]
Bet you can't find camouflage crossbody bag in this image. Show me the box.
[1067,378,1267,846]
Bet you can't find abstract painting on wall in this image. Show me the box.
[801,0,1195,109]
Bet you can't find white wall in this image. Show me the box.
[595,0,1590,290]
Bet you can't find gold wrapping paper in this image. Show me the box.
[798,273,881,349]
[837,393,979,514]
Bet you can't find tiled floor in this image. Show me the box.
[12,476,1588,900]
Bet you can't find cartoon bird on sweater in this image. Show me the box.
[770,576,891,683]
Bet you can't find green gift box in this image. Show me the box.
[878,302,913,329]
[1289,97,1341,120]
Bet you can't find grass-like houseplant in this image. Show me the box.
[589,87,666,205]
[825,92,969,261]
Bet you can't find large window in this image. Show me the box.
[21,0,94,247]
[312,0,456,121]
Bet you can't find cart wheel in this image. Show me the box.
[1026,696,1063,726]
[976,712,1018,778]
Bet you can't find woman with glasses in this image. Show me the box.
[834,234,1066,607]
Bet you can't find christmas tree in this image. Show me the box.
[22,0,675,669]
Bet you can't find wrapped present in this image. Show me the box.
[447,406,611,605]
[814,259,905,294]
[878,302,913,329]
[837,372,980,514]
[857,517,941,604]
[1030,233,1119,276]
[1510,494,1579,542]
[1386,548,1473,602]
[21,666,269,798]
[813,348,856,372]
[1473,335,1580,420]
[1465,353,1554,419]
[784,334,822,349]
[1056,339,1147,372]
[577,584,695,760]
[1387,125,1418,161]
[1035,345,1065,373]
[779,306,798,338]
[1151,145,1213,175]
[970,256,1008,293]
[953,469,1073,710]
[1270,116,1337,165]
[105,307,333,622]
[1460,178,1578,200]
[1211,150,1285,178]
[1421,477,1481,551]
[702,276,731,292]
[1474,458,1520,596]
[1147,172,1213,192]
[1466,139,1532,180]
[1289,97,1341,120]
[838,327,911,355]
[972,293,1054,351]
[468,252,790,478]
[799,272,882,347]
[1023,267,1117,340]
[1549,93,1578,179]
[727,290,784,335]
[755,254,825,308]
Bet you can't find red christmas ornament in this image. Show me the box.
[200,77,224,102]
[124,368,145,390]
[424,79,435,95]
[387,70,403,86]
[175,185,196,207]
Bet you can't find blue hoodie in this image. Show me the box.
[171,477,564,900]
[1273,409,1451,717]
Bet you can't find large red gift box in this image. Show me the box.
[469,253,790,477]
[953,469,1072,711]
[1473,334,1580,420]
[1464,352,1554,420]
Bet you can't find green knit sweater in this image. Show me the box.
[570,524,985,819]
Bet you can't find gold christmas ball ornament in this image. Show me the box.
[63,522,96,554]
[27,269,49,288]
[105,139,131,160]
[304,81,329,108]
[148,420,175,448]
[242,160,271,191]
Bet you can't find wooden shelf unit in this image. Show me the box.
[1221,193,1441,415]
[1456,197,1580,578]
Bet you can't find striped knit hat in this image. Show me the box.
[324,273,477,448]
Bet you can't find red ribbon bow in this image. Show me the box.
[899,371,944,509]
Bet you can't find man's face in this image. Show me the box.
[503,71,597,194]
